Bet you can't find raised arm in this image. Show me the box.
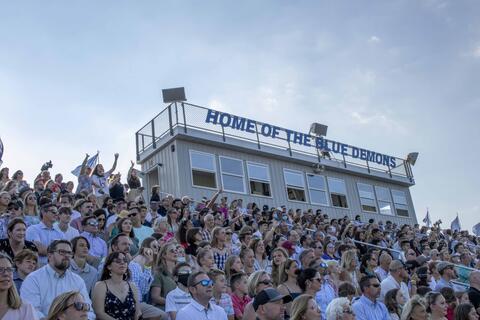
[206,188,223,209]
[79,154,90,176]
[128,160,135,179]
[107,153,119,175]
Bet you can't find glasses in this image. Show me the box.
[194,279,214,287]
[97,218,105,222]
[48,209,59,215]
[0,267,15,274]
[258,280,272,286]
[312,277,322,283]
[113,258,128,264]
[55,250,73,257]
[128,213,137,218]
[65,302,90,312]
[370,283,380,288]
[87,221,98,226]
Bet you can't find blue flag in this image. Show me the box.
[451,214,461,232]
[422,209,431,227]
[71,153,99,177]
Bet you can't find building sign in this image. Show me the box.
[205,109,397,168]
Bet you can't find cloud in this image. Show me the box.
[368,36,381,43]
[473,45,480,58]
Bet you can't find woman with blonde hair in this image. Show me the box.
[339,249,361,292]
[290,294,322,320]
[225,255,243,284]
[400,295,428,320]
[150,241,178,308]
[46,291,89,320]
[211,226,229,270]
[277,259,302,316]
[325,297,355,320]
[243,271,273,320]
[0,253,37,319]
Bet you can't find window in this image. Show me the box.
[357,183,377,212]
[306,174,328,205]
[327,177,348,208]
[246,162,271,197]
[190,151,217,188]
[219,157,245,193]
[284,169,306,202]
[391,190,409,217]
[375,186,394,216]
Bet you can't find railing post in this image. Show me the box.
[254,123,261,149]
[342,154,347,168]
[135,132,140,161]
[221,125,226,142]
[287,140,293,156]
[366,160,370,173]
[174,102,179,126]
[151,119,156,149]
[182,103,187,133]
[168,104,174,136]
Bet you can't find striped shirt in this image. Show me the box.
[210,293,234,316]
[165,287,192,313]
[352,295,389,320]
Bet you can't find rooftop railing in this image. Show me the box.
[136,102,414,182]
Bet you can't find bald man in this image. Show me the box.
[468,271,480,312]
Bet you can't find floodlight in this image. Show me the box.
[406,152,419,166]
[162,87,187,103]
[309,123,328,137]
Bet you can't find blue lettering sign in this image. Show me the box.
[261,123,272,137]
[245,119,256,133]
[206,109,219,124]
[272,126,280,138]
[231,116,246,131]
[219,113,231,127]
[341,144,348,155]
[351,147,359,158]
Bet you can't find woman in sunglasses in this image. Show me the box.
[92,251,141,320]
[243,271,273,320]
[46,290,89,320]
[0,253,37,319]
[290,294,322,320]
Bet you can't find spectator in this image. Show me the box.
[20,240,94,319]
[291,294,322,320]
[212,227,229,270]
[385,288,406,320]
[400,295,428,320]
[69,236,98,294]
[22,191,40,225]
[202,213,215,241]
[0,168,9,190]
[297,268,322,297]
[250,239,271,273]
[70,199,94,232]
[12,249,38,292]
[166,208,179,233]
[129,206,153,244]
[151,242,178,308]
[0,218,37,259]
[243,271,273,320]
[93,208,108,241]
[0,253,38,319]
[325,297,355,320]
[176,271,227,320]
[339,249,361,292]
[91,153,119,202]
[132,237,159,270]
[208,269,235,320]
[454,303,478,320]
[439,287,457,320]
[435,262,457,292]
[197,247,216,273]
[165,262,193,320]
[352,275,389,320]
[80,215,107,262]
[468,271,480,311]
[229,272,251,319]
[380,260,410,302]
[252,288,292,320]
[270,247,288,287]
[92,251,142,319]
[225,255,244,286]
[277,259,302,316]
[425,292,448,320]
[115,216,140,255]
[45,290,90,320]
[54,207,80,241]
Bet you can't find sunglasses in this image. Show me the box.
[194,279,214,287]
[65,302,90,312]
[128,213,137,217]
[113,258,128,264]
[87,221,98,226]
[370,283,380,288]
[97,218,105,222]
[258,280,272,286]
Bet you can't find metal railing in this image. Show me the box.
[136,102,413,181]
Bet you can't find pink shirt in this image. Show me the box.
[3,303,38,320]
[230,293,252,318]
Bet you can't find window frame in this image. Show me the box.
[327,177,349,209]
[306,173,329,206]
[374,186,395,216]
[283,169,307,203]
[246,161,272,198]
[357,182,378,213]
[391,189,409,217]
[218,156,246,194]
[189,150,218,190]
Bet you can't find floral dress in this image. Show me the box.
[104,281,136,320]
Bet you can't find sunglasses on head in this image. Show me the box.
[194,279,214,287]
[128,212,137,217]
[66,302,90,312]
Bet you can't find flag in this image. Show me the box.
[422,209,431,227]
[451,214,461,232]
[71,152,99,177]
[0,137,3,166]
[473,223,480,236]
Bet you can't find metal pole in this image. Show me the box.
[255,123,261,150]
[168,104,174,136]
[182,102,187,133]
[351,239,403,254]
[135,132,140,161]
[151,119,156,149]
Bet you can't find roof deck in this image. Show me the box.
[136,102,415,187]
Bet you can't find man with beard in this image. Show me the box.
[20,240,94,319]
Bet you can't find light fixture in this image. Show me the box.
[406,152,419,166]
[309,123,328,137]
[162,87,187,103]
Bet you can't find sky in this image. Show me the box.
[0,0,479,230]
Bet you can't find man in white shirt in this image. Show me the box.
[379,260,410,303]
[176,271,227,320]
[26,200,66,265]
[20,239,95,319]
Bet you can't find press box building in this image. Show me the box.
[135,100,418,225]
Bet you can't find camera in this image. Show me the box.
[41,160,53,171]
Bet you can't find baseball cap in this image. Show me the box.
[253,288,292,311]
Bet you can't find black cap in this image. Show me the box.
[262,205,269,211]
[253,288,292,311]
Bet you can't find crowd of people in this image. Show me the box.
[0,154,479,320]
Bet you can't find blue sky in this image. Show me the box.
[1,0,479,229]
